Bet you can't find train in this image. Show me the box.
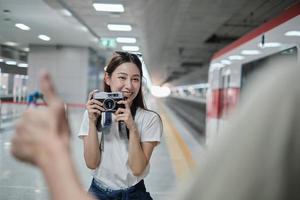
[169,3,300,147]
[206,3,300,146]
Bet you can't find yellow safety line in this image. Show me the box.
[159,105,196,180]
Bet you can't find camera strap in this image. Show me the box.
[103,112,112,128]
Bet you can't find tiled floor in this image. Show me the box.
[0,104,181,200]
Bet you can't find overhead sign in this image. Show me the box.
[100,38,117,48]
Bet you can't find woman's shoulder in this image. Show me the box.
[137,108,160,120]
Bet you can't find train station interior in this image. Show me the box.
[1,0,300,200]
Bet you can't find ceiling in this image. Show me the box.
[0,0,299,87]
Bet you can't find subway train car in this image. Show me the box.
[206,3,300,146]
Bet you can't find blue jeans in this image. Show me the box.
[88,178,153,200]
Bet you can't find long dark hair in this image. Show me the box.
[104,52,163,138]
[104,52,147,118]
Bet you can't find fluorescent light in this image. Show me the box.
[15,23,30,30]
[241,50,261,55]
[93,3,124,12]
[285,31,300,37]
[17,63,28,68]
[0,58,4,62]
[121,46,139,51]
[220,59,231,65]
[35,189,41,193]
[107,24,132,31]
[80,26,88,32]
[23,47,30,52]
[228,55,244,60]
[92,37,99,43]
[38,34,51,41]
[116,37,136,43]
[258,42,281,48]
[4,41,18,46]
[5,60,17,65]
[62,9,72,16]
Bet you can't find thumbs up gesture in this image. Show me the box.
[11,71,71,166]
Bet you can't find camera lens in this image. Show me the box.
[103,98,115,110]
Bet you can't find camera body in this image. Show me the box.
[93,91,124,112]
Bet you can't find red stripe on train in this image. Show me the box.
[206,88,240,119]
[212,2,300,60]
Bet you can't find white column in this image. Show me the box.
[28,45,89,104]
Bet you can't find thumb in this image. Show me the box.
[39,70,58,105]
[39,70,70,138]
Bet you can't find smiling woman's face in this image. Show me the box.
[105,62,141,105]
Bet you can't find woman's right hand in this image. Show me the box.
[86,90,105,123]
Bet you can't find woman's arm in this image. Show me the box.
[82,121,102,169]
[82,91,105,169]
[127,125,158,176]
[38,137,95,200]
[11,71,95,200]
[115,101,159,176]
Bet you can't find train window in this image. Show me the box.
[241,46,298,91]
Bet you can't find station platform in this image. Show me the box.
[0,99,205,200]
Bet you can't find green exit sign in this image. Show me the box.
[100,38,116,48]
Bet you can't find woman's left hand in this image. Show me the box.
[115,100,136,131]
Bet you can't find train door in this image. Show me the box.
[206,68,222,147]
[241,46,298,96]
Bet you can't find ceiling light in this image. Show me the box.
[4,41,18,46]
[80,26,88,32]
[35,189,41,193]
[15,23,30,31]
[62,9,72,17]
[5,60,17,65]
[92,37,99,43]
[241,50,261,55]
[228,55,244,60]
[121,46,139,51]
[220,59,231,65]
[93,3,124,12]
[38,35,51,41]
[0,58,4,62]
[258,42,282,48]
[107,24,132,31]
[23,47,30,52]
[116,37,136,43]
[284,31,300,37]
[17,63,28,68]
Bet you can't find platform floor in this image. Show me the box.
[0,101,204,200]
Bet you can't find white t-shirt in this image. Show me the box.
[78,107,163,189]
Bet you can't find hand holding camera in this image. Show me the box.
[88,91,127,132]
[92,92,125,112]
[86,90,105,123]
[114,99,136,132]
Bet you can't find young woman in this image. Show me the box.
[78,52,163,200]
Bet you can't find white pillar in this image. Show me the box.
[28,45,89,104]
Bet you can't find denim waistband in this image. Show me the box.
[92,178,145,193]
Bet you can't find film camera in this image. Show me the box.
[93,92,126,134]
[93,91,125,112]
